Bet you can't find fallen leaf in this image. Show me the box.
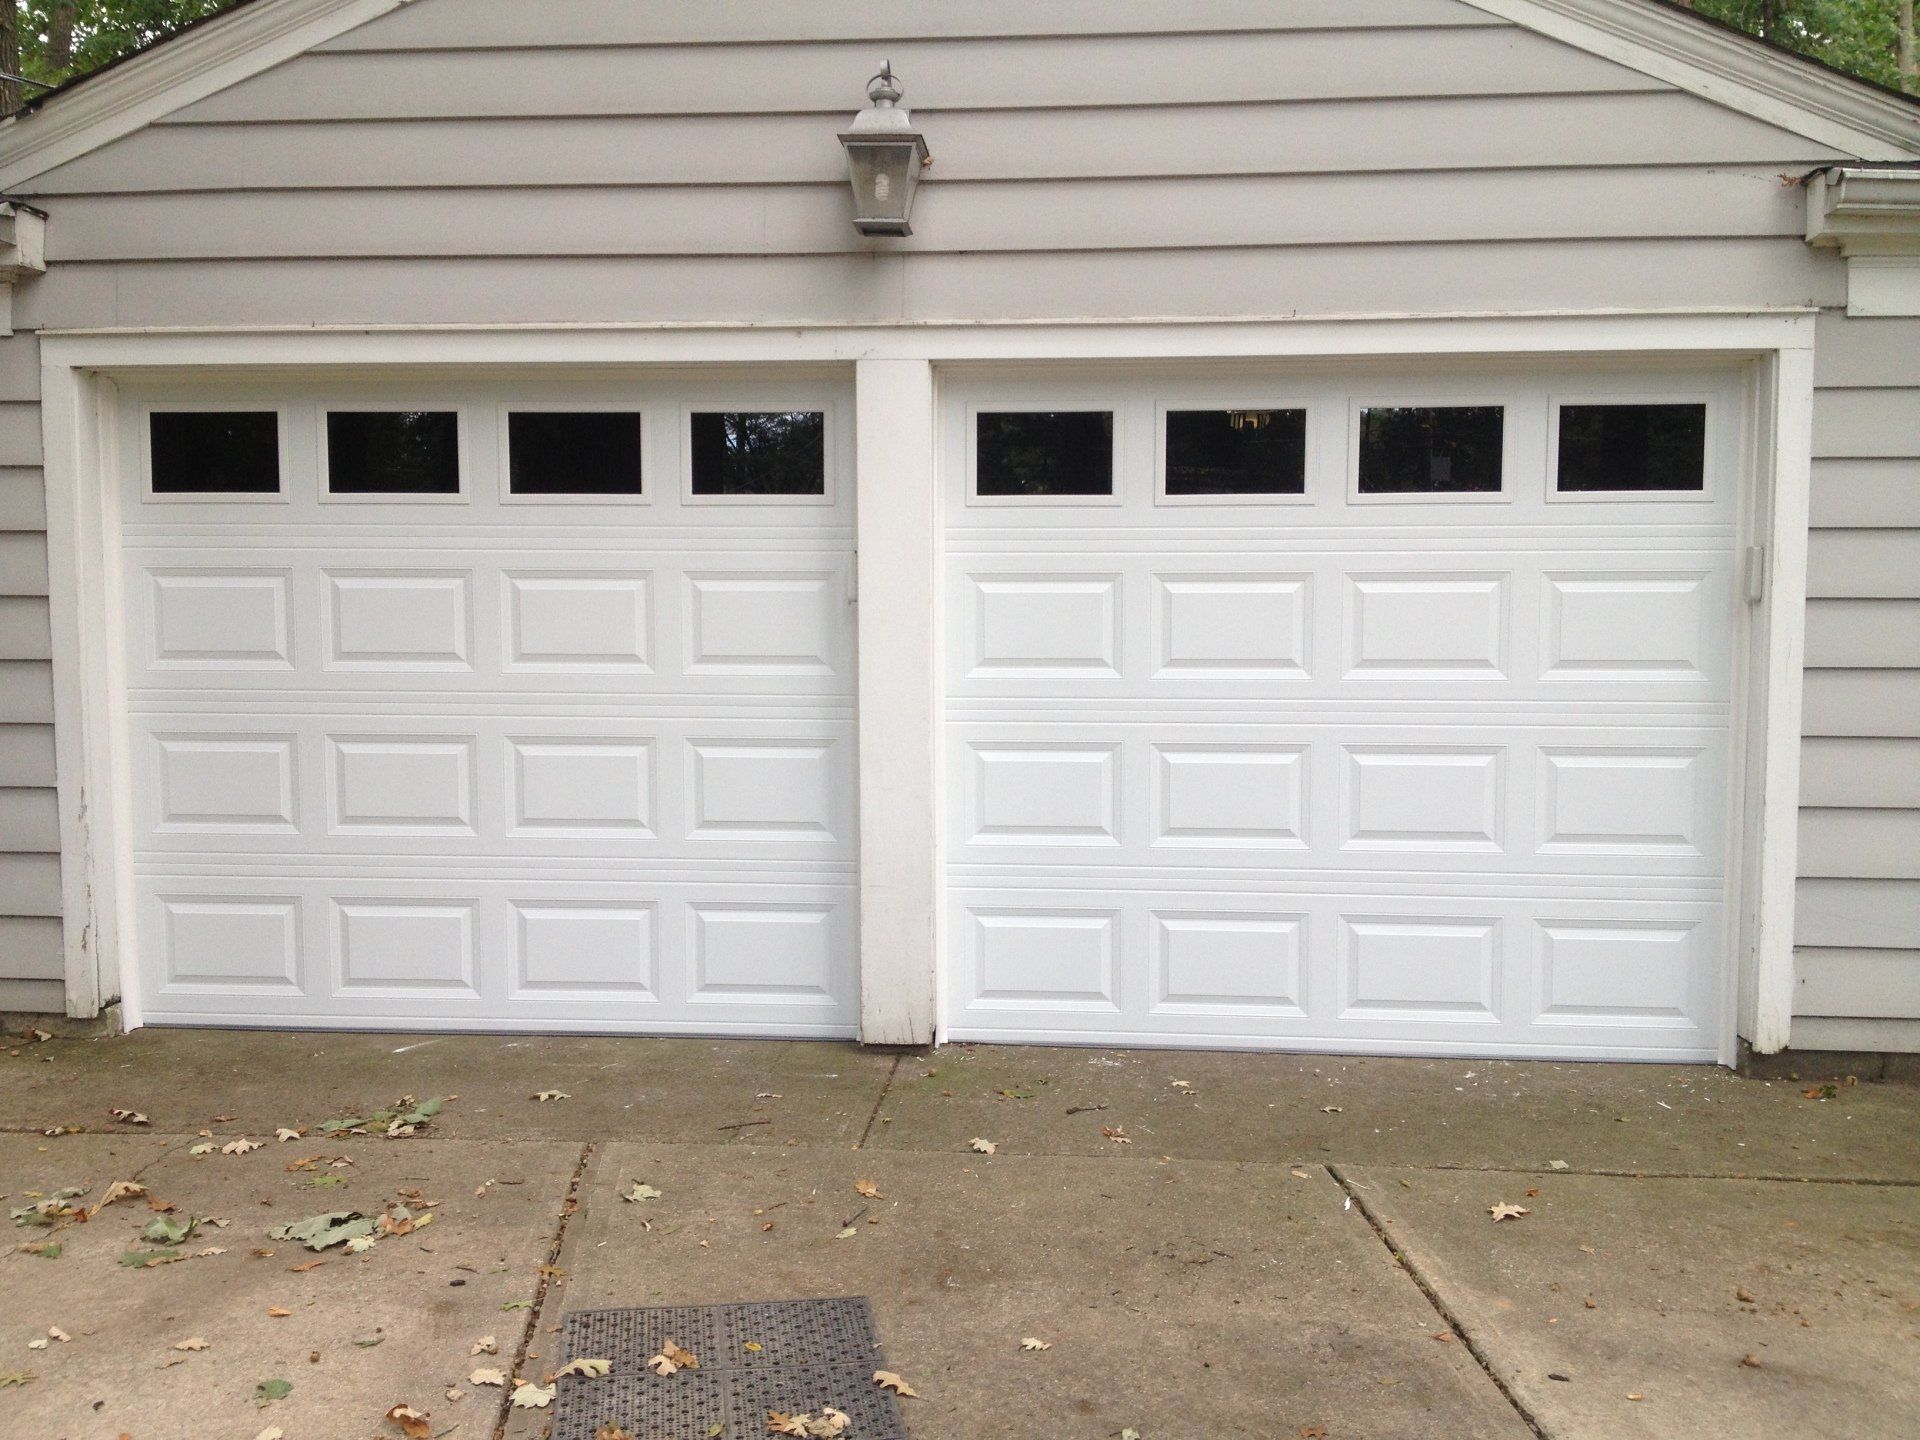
[274,1128,304,1143]
[469,1367,506,1387]
[445,1387,464,1402]
[597,1426,634,1440]
[623,1182,662,1203]
[873,1370,919,1398]
[267,1307,292,1318]
[268,1210,376,1252]
[289,1259,326,1273]
[1321,1106,1342,1114]
[46,1328,69,1343]
[255,1429,284,1440]
[0,1371,33,1387]
[510,1381,555,1409]
[252,1378,292,1406]
[1019,1337,1052,1351]
[171,1338,210,1352]
[1736,1287,1756,1304]
[854,1180,883,1200]
[18,1242,60,1259]
[1101,1126,1132,1144]
[222,1139,262,1156]
[1627,1392,1645,1402]
[1489,1203,1530,1222]
[144,1214,197,1246]
[1548,1160,1570,1171]
[188,1143,214,1156]
[119,1249,183,1268]
[1740,1354,1763,1369]
[533,1090,571,1102]
[501,1299,532,1312]
[1171,1080,1194,1090]
[556,1357,612,1378]
[344,1235,376,1254]
[385,1404,430,1439]
[110,1109,150,1126]
[969,1139,997,1156]
[26,1340,46,1351]
[89,1180,147,1215]
[470,1335,498,1356]
[646,1339,700,1376]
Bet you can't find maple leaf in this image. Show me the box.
[274,1128,304,1143]
[646,1339,700,1376]
[469,1367,506,1387]
[110,1108,150,1126]
[533,1090,571,1102]
[188,1143,215,1156]
[1488,1203,1531,1222]
[0,1371,34,1387]
[854,1180,883,1200]
[384,1404,430,1439]
[270,1211,377,1251]
[222,1139,262,1156]
[510,1382,555,1409]
[470,1335,498,1356]
[171,1337,210,1352]
[623,1182,662,1203]
[556,1357,612,1379]
[1101,1126,1132,1144]
[873,1370,920,1398]
[1019,1337,1052,1351]
[120,1248,184,1268]
[969,1138,997,1155]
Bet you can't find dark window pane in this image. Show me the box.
[508,411,643,496]
[1358,406,1504,495]
[326,411,461,495]
[1165,409,1307,496]
[976,411,1114,497]
[150,411,280,494]
[1557,403,1706,493]
[690,411,825,496]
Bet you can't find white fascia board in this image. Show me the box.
[1467,0,1920,162]
[0,0,412,191]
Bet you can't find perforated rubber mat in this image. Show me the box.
[551,1297,910,1439]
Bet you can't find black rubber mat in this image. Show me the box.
[551,1297,909,1439]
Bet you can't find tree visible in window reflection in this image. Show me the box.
[691,411,825,495]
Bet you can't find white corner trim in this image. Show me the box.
[1806,166,1920,315]
[0,0,411,191]
[1743,345,1814,1055]
[1467,0,1920,161]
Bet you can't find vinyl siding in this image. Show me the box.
[1795,312,1920,1049]
[0,0,1911,1034]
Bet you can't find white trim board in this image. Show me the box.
[0,0,412,190]
[1465,0,1920,161]
[37,311,1814,1061]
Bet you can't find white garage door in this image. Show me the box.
[945,365,1743,1059]
[119,374,858,1035]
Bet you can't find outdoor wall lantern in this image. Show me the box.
[838,63,930,236]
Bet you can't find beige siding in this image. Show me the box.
[0,325,51,1010]
[1797,314,1920,1045]
[0,0,1911,1034]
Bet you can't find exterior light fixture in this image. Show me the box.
[838,63,929,237]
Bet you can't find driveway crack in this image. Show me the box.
[1328,1163,1549,1440]
[854,1053,901,1150]
[493,1141,593,1440]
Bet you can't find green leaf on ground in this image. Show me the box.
[0,1371,34,1387]
[267,1211,377,1251]
[143,1214,197,1245]
[500,1300,532,1312]
[119,1249,183,1268]
[253,1378,292,1406]
[20,1242,60,1259]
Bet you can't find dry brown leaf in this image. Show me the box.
[274,1128,304,1143]
[1101,1126,1132,1144]
[1019,1337,1051,1351]
[289,1259,325,1273]
[470,1335,498,1356]
[533,1090,571,1102]
[221,1139,262,1156]
[1740,1354,1763,1369]
[510,1381,555,1409]
[556,1357,611,1379]
[110,1108,150,1126]
[854,1180,883,1200]
[969,1139,997,1156]
[1488,1203,1530,1222]
[873,1370,919,1398]
[384,1404,430,1439]
[646,1339,700,1376]
[267,1307,292,1318]
[90,1180,146,1216]
[171,1337,210,1352]
[468,1367,506,1387]
[596,1426,634,1440]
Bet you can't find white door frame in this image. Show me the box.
[39,309,1813,1060]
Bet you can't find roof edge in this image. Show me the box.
[1465,0,1920,161]
[0,0,411,191]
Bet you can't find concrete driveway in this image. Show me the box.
[2,1029,1915,1439]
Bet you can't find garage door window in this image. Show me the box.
[1162,408,1307,499]
[326,410,461,496]
[148,410,281,496]
[507,411,644,498]
[1357,405,1504,496]
[975,410,1114,498]
[1555,403,1707,495]
[689,410,826,498]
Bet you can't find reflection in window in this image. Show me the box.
[1557,403,1706,493]
[1165,409,1307,497]
[508,411,643,496]
[690,411,825,496]
[976,411,1114,497]
[150,411,281,494]
[326,411,461,495]
[1358,406,1504,495]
